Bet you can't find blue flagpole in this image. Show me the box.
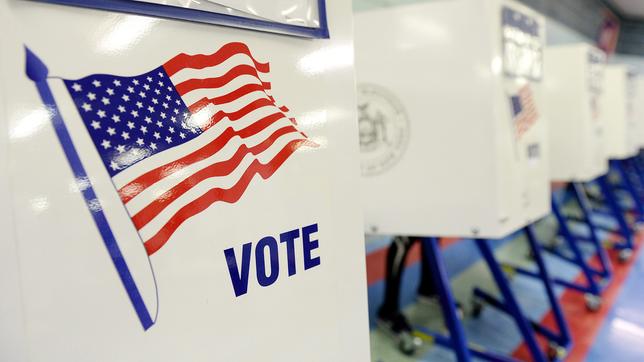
[25,47,155,330]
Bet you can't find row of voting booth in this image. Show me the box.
[357,0,644,361]
[3,0,644,361]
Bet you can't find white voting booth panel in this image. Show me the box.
[0,1,370,361]
[633,76,644,150]
[544,44,608,182]
[602,65,639,160]
[0,74,28,361]
[355,0,549,239]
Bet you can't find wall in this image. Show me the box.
[618,19,644,55]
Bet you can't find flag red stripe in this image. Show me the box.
[188,83,272,112]
[196,97,280,131]
[174,64,270,96]
[118,111,288,203]
[131,125,301,229]
[144,138,317,255]
[163,42,269,77]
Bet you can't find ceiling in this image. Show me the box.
[607,0,644,19]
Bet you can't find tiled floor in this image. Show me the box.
[586,246,644,362]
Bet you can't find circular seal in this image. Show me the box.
[357,83,410,176]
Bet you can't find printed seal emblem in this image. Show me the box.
[357,83,410,176]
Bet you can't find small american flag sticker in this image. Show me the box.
[510,84,539,138]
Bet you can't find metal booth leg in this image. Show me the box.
[613,160,644,221]
[475,238,547,362]
[551,197,602,297]
[475,226,573,359]
[628,157,644,202]
[597,175,634,254]
[505,197,606,311]
[523,226,572,351]
[419,237,472,362]
[416,238,521,362]
[570,182,613,279]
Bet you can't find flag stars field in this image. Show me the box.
[64,66,195,174]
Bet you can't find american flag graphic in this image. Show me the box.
[510,84,539,138]
[63,42,316,256]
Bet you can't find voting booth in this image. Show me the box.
[0,1,370,361]
[356,0,549,239]
[544,44,608,182]
[602,65,639,160]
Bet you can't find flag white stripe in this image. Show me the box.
[136,131,305,239]
[180,85,273,113]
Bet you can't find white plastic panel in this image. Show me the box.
[544,44,608,182]
[633,76,644,150]
[0,1,369,361]
[356,0,549,239]
[0,21,27,358]
[602,65,639,160]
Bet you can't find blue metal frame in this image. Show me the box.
[612,160,644,221]
[474,226,572,359]
[414,234,566,362]
[632,155,644,197]
[597,174,635,251]
[626,158,644,202]
[528,191,606,298]
[418,237,472,362]
[474,237,548,362]
[34,0,330,39]
[570,183,613,278]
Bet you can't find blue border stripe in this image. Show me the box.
[35,0,330,39]
[32,78,154,330]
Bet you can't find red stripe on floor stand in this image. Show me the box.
[512,231,643,361]
[366,237,460,286]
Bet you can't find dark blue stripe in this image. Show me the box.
[35,0,330,39]
[31,78,154,330]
